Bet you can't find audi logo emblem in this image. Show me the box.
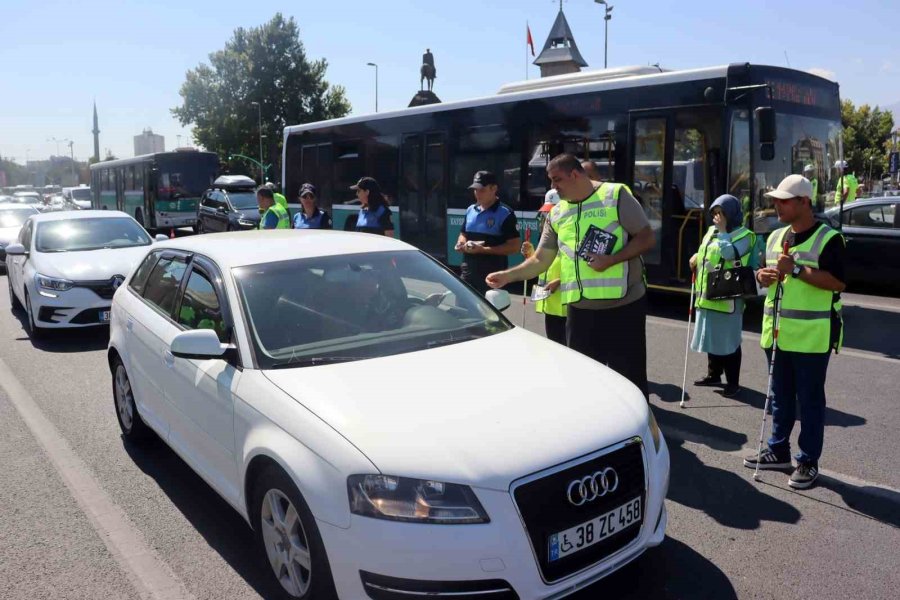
[566,468,619,506]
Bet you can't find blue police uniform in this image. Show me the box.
[355,204,393,235]
[293,208,332,230]
[459,200,518,294]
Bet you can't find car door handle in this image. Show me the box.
[164,350,175,368]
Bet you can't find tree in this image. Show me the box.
[172,13,351,183]
[840,100,894,181]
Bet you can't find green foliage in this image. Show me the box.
[172,13,351,182]
[840,100,895,179]
[0,158,30,186]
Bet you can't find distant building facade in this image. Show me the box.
[134,128,165,156]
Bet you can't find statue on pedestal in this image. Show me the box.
[420,48,436,92]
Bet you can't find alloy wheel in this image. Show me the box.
[114,365,134,431]
[260,489,312,598]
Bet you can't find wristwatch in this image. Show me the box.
[791,265,802,278]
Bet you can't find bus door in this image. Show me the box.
[628,111,714,286]
[399,133,447,261]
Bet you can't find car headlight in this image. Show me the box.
[36,273,74,292]
[648,408,663,453]
[348,475,489,524]
[237,218,256,227]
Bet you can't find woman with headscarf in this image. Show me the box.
[689,194,757,398]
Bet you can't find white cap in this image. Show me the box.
[765,174,814,200]
[803,164,815,173]
[834,160,848,170]
[544,189,560,205]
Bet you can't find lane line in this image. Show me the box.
[0,356,195,600]
[647,316,899,364]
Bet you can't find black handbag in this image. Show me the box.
[705,241,757,300]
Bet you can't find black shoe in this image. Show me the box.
[743,448,792,470]
[723,384,741,398]
[693,375,722,387]
[789,463,819,489]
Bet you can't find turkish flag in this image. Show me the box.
[527,24,535,56]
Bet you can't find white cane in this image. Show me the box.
[679,272,697,409]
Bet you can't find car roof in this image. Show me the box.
[29,210,135,223]
[0,203,39,211]
[153,230,415,269]
[830,197,899,210]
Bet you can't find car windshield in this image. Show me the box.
[35,217,151,252]
[228,192,259,210]
[0,209,35,228]
[70,189,91,200]
[14,195,41,204]
[233,250,512,369]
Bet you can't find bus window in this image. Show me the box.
[728,111,751,226]
[451,125,518,210]
[334,141,363,205]
[125,166,135,191]
[631,118,667,266]
[673,127,706,211]
[300,143,333,208]
[367,136,400,205]
[135,165,143,191]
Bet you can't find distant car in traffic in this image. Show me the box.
[44,195,69,212]
[107,230,669,600]
[197,175,261,232]
[5,210,167,338]
[62,185,93,209]
[0,204,40,268]
[12,192,47,211]
[825,197,899,290]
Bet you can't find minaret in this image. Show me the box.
[533,7,588,78]
[92,101,100,162]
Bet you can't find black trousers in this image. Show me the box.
[566,296,648,399]
[707,347,742,386]
[544,314,567,345]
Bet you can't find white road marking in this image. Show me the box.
[647,316,899,364]
[0,357,195,600]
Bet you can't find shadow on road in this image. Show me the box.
[817,476,900,529]
[121,436,283,599]
[653,407,801,530]
[570,536,737,600]
[9,304,109,352]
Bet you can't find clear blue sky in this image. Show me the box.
[2,0,899,164]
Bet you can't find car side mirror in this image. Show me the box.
[485,289,511,312]
[154,234,169,243]
[4,243,27,256]
[170,329,229,360]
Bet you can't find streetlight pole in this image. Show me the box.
[594,1,614,69]
[68,141,75,182]
[367,63,379,113]
[250,101,264,183]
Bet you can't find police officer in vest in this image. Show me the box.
[487,154,656,398]
[455,171,520,295]
[293,183,332,229]
[743,174,846,489]
[257,187,290,230]
[834,161,859,204]
[522,189,567,344]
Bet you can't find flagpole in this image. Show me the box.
[525,21,529,80]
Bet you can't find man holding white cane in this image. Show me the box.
[743,175,846,489]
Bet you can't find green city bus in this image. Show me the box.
[90,150,218,232]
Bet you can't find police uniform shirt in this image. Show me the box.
[783,222,846,347]
[355,204,394,235]
[460,200,519,279]
[293,208,333,230]
[537,187,650,310]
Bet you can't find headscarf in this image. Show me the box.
[709,194,742,233]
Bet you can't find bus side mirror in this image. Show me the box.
[756,107,776,161]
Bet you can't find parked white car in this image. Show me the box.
[0,204,40,270]
[5,210,165,338]
[108,230,669,600]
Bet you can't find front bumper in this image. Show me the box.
[320,437,669,600]
[30,286,113,328]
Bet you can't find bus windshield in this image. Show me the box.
[750,113,842,234]
[156,155,217,200]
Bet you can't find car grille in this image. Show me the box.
[512,439,646,583]
[73,276,125,300]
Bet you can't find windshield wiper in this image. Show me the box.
[270,356,366,369]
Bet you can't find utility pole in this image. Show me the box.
[250,101,265,182]
[366,63,379,113]
[68,141,75,182]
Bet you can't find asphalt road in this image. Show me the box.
[0,273,897,600]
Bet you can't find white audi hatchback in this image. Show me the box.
[5,210,163,338]
[108,230,669,600]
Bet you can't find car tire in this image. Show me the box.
[252,466,338,600]
[8,275,22,311]
[24,292,44,340]
[111,357,152,442]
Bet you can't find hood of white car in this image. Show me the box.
[32,245,150,280]
[263,328,649,491]
[0,227,21,245]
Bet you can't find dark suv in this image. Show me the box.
[197,175,261,232]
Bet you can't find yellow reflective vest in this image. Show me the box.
[760,225,844,353]
[695,226,755,314]
[259,203,290,229]
[549,183,630,304]
[535,254,566,317]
